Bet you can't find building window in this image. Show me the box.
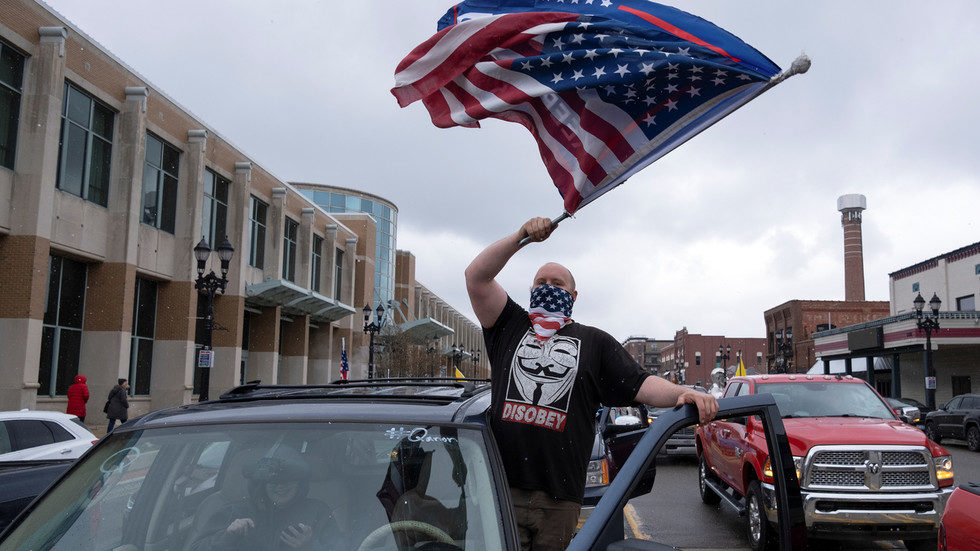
[0,40,26,169]
[311,235,323,292]
[957,295,975,312]
[975,264,980,275]
[202,169,229,246]
[282,218,298,282]
[334,249,344,300]
[912,282,919,293]
[39,256,87,397]
[57,82,114,206]
[141,133,180,233]
[248,196,267,268]
[129,278,157,396]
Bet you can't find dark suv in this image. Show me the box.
[924,393,980,451]
[0,379,805,550]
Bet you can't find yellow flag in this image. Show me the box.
[454,367,466,379]
[734,356,747,377]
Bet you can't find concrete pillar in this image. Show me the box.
[344,238,357,306]
[296,208,314,289]
[308,323,333,383]
[279,316,309,384]
[79,86,151,411]
[249,306,280,384]
[323,225,338,299]
[891,354,902,398]
[266,188,287,280]
[151,281,196,408]
[0,27,67,410]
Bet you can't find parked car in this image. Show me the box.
[0,410,98,461]
[900,397,935,416]
[697,374,954,551]
[885,397,922,425]
[582,406,656,527]
[939,482,980,551]
[0,460,74,533]
[924,394,980,452]
[0,379,806,550]
[646,386,709,457]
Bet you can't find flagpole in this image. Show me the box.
[518,211,570,247]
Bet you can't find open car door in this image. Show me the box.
[571,394,806,551]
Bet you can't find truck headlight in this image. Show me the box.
[934,455,954,486]
[586,458,609,487]
[763,456,803,483]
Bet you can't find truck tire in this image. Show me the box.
[746,480,775,551]
[967,425,980,452]
[699,456,721,505]
[903,538,938,551]
[925,422,942,444]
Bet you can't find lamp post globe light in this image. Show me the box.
[451,343,464,377]
[193,236,234,402]
[362,303,386,380]
[914,292,942,410]
[716,344,731,372]
[426,335,439,379]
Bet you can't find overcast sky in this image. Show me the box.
[43,0,980,341]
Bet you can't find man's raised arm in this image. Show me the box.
[465,217,554,328]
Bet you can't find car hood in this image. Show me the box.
[782,417,929,454]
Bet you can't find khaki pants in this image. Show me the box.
[510,487,582,551]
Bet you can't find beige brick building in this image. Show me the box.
[0,0,485,420]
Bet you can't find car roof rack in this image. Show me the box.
[217,377,492,402]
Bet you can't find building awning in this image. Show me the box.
[397,317,455,340]
[245,280,354,323]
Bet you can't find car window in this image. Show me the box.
[736,383,752,397]
[0,422,11,454]
[44,420,76,443]
[756,382,894,419]
[3,423,506,551]
[6,420,56,451]
[723,383,741,398]
[947,397,963,410]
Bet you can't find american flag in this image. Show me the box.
[341,337,349,380]
[393,0,785,215]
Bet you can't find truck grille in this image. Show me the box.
[805,446,935,492]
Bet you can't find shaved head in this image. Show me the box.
[532,262,577,298]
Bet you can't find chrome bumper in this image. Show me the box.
[762,483,953,534]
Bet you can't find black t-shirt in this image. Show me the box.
[484,296,649,503]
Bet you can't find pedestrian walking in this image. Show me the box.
[66,375,89,422]
[105,378,129,432]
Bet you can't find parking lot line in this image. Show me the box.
[624,504,647,539]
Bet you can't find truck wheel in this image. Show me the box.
[967,426,980,452]
[903,538,938,551]
[925,422,942,444]
[746,480,774,551]
[699,456,721,505]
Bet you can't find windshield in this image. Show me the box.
[3,422,504,551]
[756,382,895,420]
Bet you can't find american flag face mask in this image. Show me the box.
[529,284,574,341]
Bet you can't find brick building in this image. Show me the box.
[660,328,767,387]
[0,0,484,419]
[621,336,672,375]
[764,300,889,373]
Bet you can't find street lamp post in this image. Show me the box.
[776,332,793,374]
[470,349,481,378]
[451,343,464,377]
[193,236,234,402]
[427,336,439,379]
[914,293,942,410]
[362,303,386,379]
[716,344,731,372]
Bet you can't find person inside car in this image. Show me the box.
[188,445,340,551]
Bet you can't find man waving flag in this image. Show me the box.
[393,0,807,217]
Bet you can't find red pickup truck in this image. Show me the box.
[696,374,954,551]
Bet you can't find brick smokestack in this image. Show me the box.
[837,194,867,302]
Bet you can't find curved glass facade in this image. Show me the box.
[298,187,397,307]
